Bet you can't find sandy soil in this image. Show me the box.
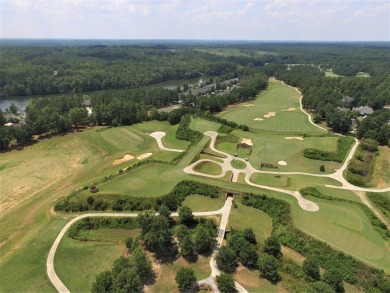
[241,138,253,146]
[253,118,264,121]
[278,160,287,165]
[282,107,296,111]
[264,112,276,118]
[112,154,134,165]
[137,153,153,160]
[285,137,304,140]
[242,103,254,107]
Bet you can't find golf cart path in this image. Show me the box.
[47,204,241,293]
[149,131,184,152]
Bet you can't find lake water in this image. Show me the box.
[0,77,203,110]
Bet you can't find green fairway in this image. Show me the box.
[181,194,225,212]
[250,173,342,190]
[218,79,325,134]
[228,202,273,243]
[293,197,390,272]
[193,161,222,175]
[190,117,220,133]
[216,131,341,174]
[99,164,186,197]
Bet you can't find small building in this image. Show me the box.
[342,96,355,103]
[352,106,374,116]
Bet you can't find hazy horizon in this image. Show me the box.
[1,0,389,42]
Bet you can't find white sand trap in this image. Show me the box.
[285,137,304,140]
[282,107,296,112]
[278,160,287,165]
[264,112,276,118]
[243,104,254,107]
[241,138,253,146]
[254,118,264,121]
[137,153,153,160]
[113,154,134,165]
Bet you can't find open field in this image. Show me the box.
[293,197,390,272]
[194,48,279,57]
[219,79,325,134]
[190,117,220,133]
[324,69,343,77]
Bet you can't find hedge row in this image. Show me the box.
[303,136,354,163]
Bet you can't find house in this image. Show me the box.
[4,113,19,123]
[342,96,355,103]
[352,106,374,116]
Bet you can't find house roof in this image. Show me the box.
[342,96,355,103]
[352,106,374,115]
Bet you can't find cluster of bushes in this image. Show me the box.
[68,217,139,240]
[175,114,202,142]
[345,139,378,186]
[367,193,390,221]
[240,193,390,292]
[300,187,389,240]
[303,136,354,163]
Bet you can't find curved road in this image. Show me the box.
[149,131,184,152]
[47,205,236,292]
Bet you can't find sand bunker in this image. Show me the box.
[254,118,264,121]
[113,154,134,165]
[282,108,296,112]
[243,104,254,107]
[285,137,304,140]
[241,138,253,146]
[264,112,276,118]
[278,160,287,166]
[137,153,153,160]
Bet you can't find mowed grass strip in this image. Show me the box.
[218,79,325,134]
[293,197,390,272]
[250,173,342,191]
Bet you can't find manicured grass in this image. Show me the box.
[55,235,126,292]
[216,131,341,174]
[250,173,342,191]
[292,197,390,272]
[193,161,222,175]
[218,79,325,134]
[100,164,186,197]
[181,194,225,212]
[189,117,220,133]
[231,159,247,169]
[148,256,211,292]
[228,202,273,243]
[315,187,362,203]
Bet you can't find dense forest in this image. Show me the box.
[1,42,389,150]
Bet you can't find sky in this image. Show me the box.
[0,0,389,41]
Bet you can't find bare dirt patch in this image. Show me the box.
[254,118,264,121]
[285,136,304,140]
[282,107,296,111]
[112,154,134,165]
[241,138,253,146]
[242,103,254,107]
[137,153,153,160]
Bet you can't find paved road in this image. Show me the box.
[149,131,184,152]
